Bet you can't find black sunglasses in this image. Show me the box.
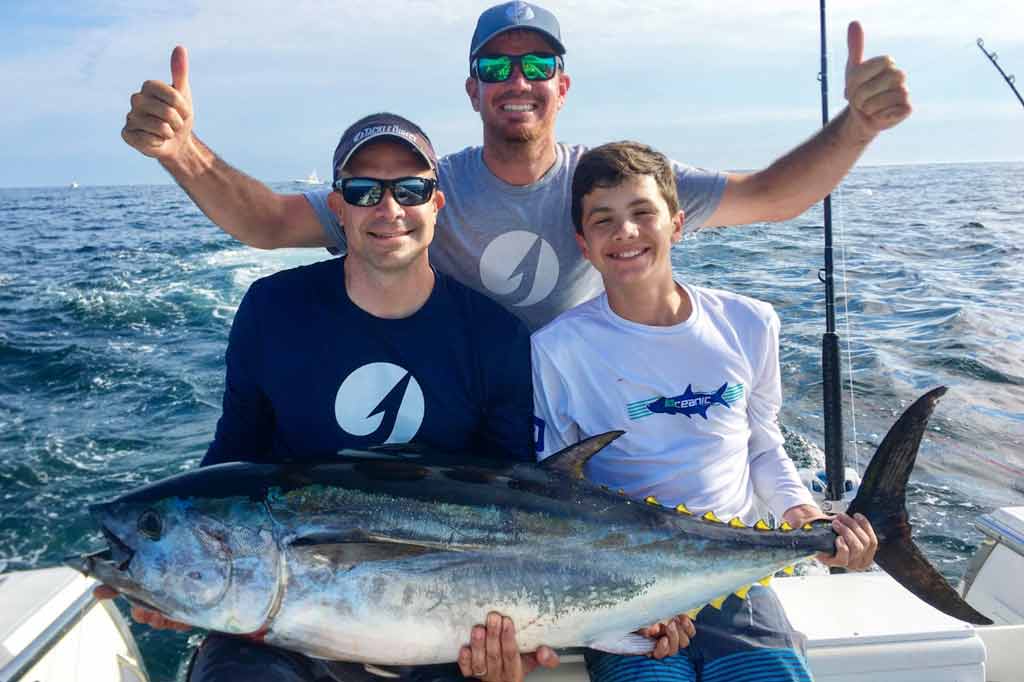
[334,176,437,207]
[472,53,562,83]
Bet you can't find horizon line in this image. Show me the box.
[5,158,1024,191]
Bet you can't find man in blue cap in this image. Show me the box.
[121,1,910,335]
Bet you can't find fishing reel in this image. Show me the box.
[799,467,862,515]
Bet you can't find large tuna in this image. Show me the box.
[69,387,991,664]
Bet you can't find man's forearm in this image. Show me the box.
[752,107,872,220]
[712,107,873,227]
[160,134,330,250]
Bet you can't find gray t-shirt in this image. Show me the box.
[306,143,726,331]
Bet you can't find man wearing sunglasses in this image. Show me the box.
[103,112,556,682]
[122,2,910,334]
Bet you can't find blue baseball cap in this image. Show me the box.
[469,1,566,61]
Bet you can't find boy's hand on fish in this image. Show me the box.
[782,505,879,571]
[93,584,192,632]
[636,614,695,658]
[458,612,559,682]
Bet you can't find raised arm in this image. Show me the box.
[706,21,911,227]
[123,46,330,249]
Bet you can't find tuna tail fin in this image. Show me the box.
[847,387,992,625]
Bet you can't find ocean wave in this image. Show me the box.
[926,356,1024,386]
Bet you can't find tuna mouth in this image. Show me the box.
[100,524,136,571]
[65,526,135,579]
[64,548,109,576]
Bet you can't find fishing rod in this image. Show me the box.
[817,0,845,505]
[976,38,1024,109]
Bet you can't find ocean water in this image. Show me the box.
[2,164,1023,680]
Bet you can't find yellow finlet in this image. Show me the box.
[644,495,660,506]
[783,565,796,576]
[758,575,773,587]
[675,503,693,515]
[728,517,746,529]
[734,585,752,600]
[779,521,794,532]
[754,519,771,531]
[708,595,727,610]
[686,607,702,619]
[802,523,814,531]
[702,511,722,523]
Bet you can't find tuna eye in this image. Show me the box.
[138,510,163,540]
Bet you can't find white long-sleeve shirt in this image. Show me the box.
[532,281,814,524]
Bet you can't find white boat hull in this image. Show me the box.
[0,567,147,682]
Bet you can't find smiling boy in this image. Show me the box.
[531,141,879,682]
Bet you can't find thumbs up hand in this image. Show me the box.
[843,22,911,138]
[122,46,195,162]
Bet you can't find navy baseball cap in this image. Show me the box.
[332,113,438,183]
[469,1,566,61]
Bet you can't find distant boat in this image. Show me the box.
[294,170,322,185]
[69,181,79,189]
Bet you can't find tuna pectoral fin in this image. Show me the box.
[588,632,656,656]
[289,530,446,567]
[847,387,992,625]
[540,431,624,480]
[290,542,441,568]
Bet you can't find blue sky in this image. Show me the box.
[1,0,1022,188]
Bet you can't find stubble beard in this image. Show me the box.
[502,125,540,144]
[484,103,548,145]
[484,117,545,148]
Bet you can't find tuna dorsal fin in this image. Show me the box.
[539,431,624,480]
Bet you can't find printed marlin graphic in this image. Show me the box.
[647,383,731,420]
[70,387,991,665]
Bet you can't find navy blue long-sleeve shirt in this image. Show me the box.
[202,258,533,466]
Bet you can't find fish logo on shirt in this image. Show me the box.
[479,231,559,308]
[335,363,425,444]
[627,383,744,421]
